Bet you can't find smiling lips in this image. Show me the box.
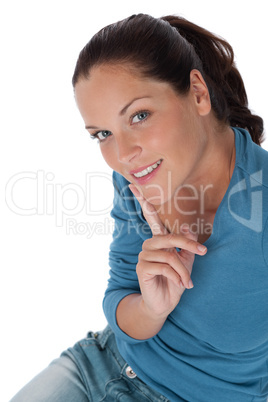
[130,159,163,181]
[133,159,162,178]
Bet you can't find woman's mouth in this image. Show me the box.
[130,159,163,184]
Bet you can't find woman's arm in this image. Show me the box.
[116,293,166,340]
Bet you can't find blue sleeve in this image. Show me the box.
[263,216,268,267]
[102,171,152,343]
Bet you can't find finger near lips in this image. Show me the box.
[139,249,192,288]
[129,184,168,235]
[129,185,206,251]
[142,206,167,236]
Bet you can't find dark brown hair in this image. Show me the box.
[72,14,264,145]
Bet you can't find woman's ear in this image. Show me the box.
[190,69,211,116]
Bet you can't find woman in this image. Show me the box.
[11,13,268,402]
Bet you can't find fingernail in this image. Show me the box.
[197,245,207,253]
[188,279,194,289]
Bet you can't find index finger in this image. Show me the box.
[129,184,168,236]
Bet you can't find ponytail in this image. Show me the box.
[162,16,264,145]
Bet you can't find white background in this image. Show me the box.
[1,1,267,400]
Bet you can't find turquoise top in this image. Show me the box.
[103,128,268,401]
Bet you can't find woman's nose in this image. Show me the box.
[116,136,141,164]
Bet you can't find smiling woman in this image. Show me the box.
[75,65,222,214]
[10,13,268,402]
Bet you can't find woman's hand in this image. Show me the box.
[129,184,207,321]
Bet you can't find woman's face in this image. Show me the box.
[75,65,211,206]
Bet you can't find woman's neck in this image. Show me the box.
[158,125,236,242]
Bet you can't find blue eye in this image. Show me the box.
[132,111,149,124]
[91,130,112,141]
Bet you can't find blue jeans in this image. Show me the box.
[10,326,169,401]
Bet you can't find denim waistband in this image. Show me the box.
[91,325,115,350]
[79,326,170,401]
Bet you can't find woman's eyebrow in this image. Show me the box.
[85,124,98,130]
[85,96,152,129]
[119,96,151,116]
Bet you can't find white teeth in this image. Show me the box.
[134,160,162,178]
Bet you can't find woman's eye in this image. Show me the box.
[91,130,112,141]
[131,111,149,124]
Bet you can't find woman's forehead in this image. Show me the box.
[75,64,174,100]
[74,65,182,127]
